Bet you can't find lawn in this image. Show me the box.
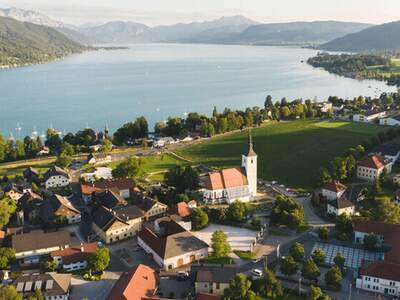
[0,157,56,178]
[177,120,384,189]
[200,256,234,265]
[233,250,256,260]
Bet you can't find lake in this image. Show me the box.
[0,43,396,138]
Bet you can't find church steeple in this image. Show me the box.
[242,130,258,197]
[247,130,257,157]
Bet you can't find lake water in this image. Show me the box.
[0,43,396,138]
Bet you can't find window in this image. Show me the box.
[216,283,220,289]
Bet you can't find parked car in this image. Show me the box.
[251,269,263,278]
[252,257,261,263]
[177,271,189,281]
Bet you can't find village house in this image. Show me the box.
[106,264,159,300]
[23,167,40,184]
[353,111,386,123]
[37,146,50,156]
[43,166,71,190]
[4,181,32,201]
[321,181,347,201]
[14,272,71,300]
[92,178,136,199]
[354,220,400,298]
[357,155,393,182]
[92,205,145,244]
[327,196,356,216]
[134,196,169,221]
[153,137,176,148]
[203,135,257,204]
[16,190,44,225]
[138,220,209,270]
[12,230,72,264]
[379,114,400,126]
[91,189,127,208]
[87,153,112,165]
[194,265,239,296]
[80,167,113,183]
[372,142,400,163]
[316,101,333,113]
[40,194,81,225]
[51,242,97,272]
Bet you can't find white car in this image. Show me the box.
[251,269,263,277]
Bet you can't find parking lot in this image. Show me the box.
[157,276,192,299]
[312,242,383,269]
[193,223,258,251]
[70,272,120,300]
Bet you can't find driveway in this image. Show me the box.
[70,272,120,300]
[295,196,334,227]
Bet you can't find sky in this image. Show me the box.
[0,0,399,26]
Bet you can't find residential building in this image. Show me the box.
[43,166,70,189]
[92,205,144,244]
[40,194,81,224]
[316,102,333,113]
[23,167,40,184]
[332,103,344,113]
[14,272,71,300]
[106,264,158,300]
[327,196,356,216]
[153,137,176,148]
[91,189,127,208]
[92,178,136,199]
[134,196,169,221]
[203,135,257,204]
[379,114,400,126]
[12,230,71,264]
[357,155,393,182]
[138,220,209,270]
[16,191,44,225]
[372,142,400,163]
[80,167,113,183]
[353,111,386,123]
[51,243,97,272]
[4,182,31,201]
[354,220,400,298]
[194,266,239,295]
[87,153,112,165]
[321,181,347,201]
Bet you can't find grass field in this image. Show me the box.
[0,157,56,178]
[366,58,400,78]
[177,120,384,189]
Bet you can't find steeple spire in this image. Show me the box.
[247,130,257,157]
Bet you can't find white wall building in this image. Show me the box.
[353,111,386,123]
[321,181,347,201]
[379,115,400,126]
[357,155,393,182]
[43,166,70,190]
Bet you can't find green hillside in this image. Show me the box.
[177,120,384,189]
[0,16,85,67]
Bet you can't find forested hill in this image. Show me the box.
[319,21,400,52]
[0,16,85,68]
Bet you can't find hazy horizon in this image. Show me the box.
[0,0,399,27]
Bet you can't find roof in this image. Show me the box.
[389,114,400,122]
[107,264,157,300]
[81,184,103,195]
[51,243,97,264]
[44,166,70,181]
[46,194,80,217]
[247,134,257,157]
[197,294,222,300]
[358,155,392,170]
[94,178,135,191]
[196,266,239,284]
[92,205,144,232]
[135,196,167,213]
[360,261,400,282]
[175,202,191,217]
[322,181,347,193]
[14,272,71,297]
[373,142,400,157]
[18,191,43,211]
[328,196,354,210]
[12,230,71,253]
[94,190,127,208]
[138,221,208,259]
[205,167,248,190]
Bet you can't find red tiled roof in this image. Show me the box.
[81,184,103,195]
[358,155,391,170]
[360,261,400,282]
[107,264,157,300]
[323,181,347,193]
[95,178,135,191]
[176,202,191,217]
[51,243,97,264]
[197,294,221,300]
[206,167,248,190]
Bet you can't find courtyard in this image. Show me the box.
[193,223,259,251]
[312,242,383,269]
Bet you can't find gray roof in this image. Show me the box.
[92,205,144,232]
[196,266,240,284]
[12,230,71,253]
[374,142,400,157]
[14,272,71,297]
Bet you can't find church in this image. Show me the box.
[203,134,258,204]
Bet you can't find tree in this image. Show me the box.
[364,233,378,250]
[55,153,72,168]
[325,266,343,289]
[318,168,332,186]
[308,285,323,300]
[113,117,149,145]
[89,248,110,273]
[312,249,326,265]
[223,273,252,300]
[331,157,347,181]
[362,197,400,224]
[318,227,329,240]
[45,128,62,154]
[264,269,283,299]
[335,214,353,240]
[270,196,307,230]
[227,201,248,222]
[112,157,143,179]
[302,259,320,281]
[333,253,345,271]
[279,256,298,276]
[165,166,199,193]
[289,242,305,262]
[191,208,209,230]
[0,285,22,300]
[100,139,113,153]
[28,289,44,300]
[211,230,231,258]
[0,247,15,269]
[264,95,273,110]
[0,196,17,229]
[40,258,57,272]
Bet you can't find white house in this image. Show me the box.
[43,166,70,190]
[51,243,97,272]
[321,181,347,201]
[138,220,209,270]
[327,196,355,216]
[40,194,81,225]
[87,153,112,165]
[354,220,400,298]
[379,115,400,126]
[203,135,257,204]
[357,155,393,182]
[12,230,72,264]
[153,137,176,148]
[353,111,386,123]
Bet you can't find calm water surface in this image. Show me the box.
[0,43,396,137]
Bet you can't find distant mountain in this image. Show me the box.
[56,27,97,45]
[0,16,85,67]
[0,7,64,27]
[79,21,149,43]
[319,21,400,52]
[226,21,373,46]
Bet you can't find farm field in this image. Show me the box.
[176,120,385,189]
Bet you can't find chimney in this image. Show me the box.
[80,243,84,252]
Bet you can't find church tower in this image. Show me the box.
[242,131,257,196]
